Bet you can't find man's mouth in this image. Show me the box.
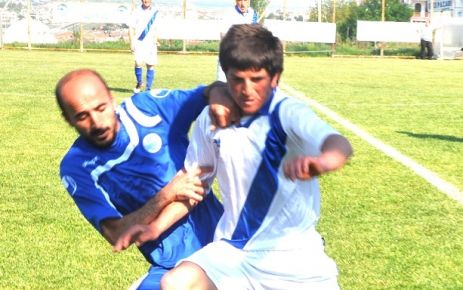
[91,128,109,139]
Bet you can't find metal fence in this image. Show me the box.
[0,0,337,53]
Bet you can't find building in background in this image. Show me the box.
[408,0,463,22]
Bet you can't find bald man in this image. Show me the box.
[56,69,235,289]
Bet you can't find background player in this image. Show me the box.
[216,0,258,81]
[128,0,159,92]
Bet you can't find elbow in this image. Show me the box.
[322,134,353,160]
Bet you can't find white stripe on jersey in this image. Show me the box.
[125,97,162,127]
[90,107,139,212]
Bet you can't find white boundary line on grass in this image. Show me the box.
[280,83,463,205]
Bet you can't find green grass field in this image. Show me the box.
[1,49,462,289]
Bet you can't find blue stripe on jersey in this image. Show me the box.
[138,10,158,41]
[228,99,288,249]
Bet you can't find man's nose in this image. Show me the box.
[89,112,103,128]
[242,80,253,95]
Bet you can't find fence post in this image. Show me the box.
[0,11,3,49]
[380,0,385,56]
[182,0,186,53]
[332,0,336,56]
[80,0,84,52]
[27,0,31,50]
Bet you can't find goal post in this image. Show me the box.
[433,18,463,59]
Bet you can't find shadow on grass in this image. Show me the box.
[110,87,133,94]
[397,131,463,143]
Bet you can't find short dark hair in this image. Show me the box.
[55,69,110,114]
[219,24,283,77]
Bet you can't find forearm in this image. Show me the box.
[103,168,208,245]
[111,200,197,251]
[283,134,353,181]
[144,200,197,240]
[203,81,227,102]
[317,134,353,173]
[316,150,348,174]
[101,185,174,245]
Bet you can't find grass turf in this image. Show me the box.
[0,49,462,289]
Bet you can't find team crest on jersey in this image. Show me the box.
[61,175,77,196]
[143,133,162,153]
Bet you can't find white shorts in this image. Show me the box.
[182,239,340,290]
[133,40,158,66]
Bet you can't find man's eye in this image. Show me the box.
[75,114,87,121]
[97,105,107,112]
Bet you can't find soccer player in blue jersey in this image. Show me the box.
[56,69,236,290]
[128,0,159,92]
[152,24,353,289]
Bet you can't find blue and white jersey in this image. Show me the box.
[185,89,340,251]
[220,6,258,35]
[128,5,159,46]
[60,87,221,267]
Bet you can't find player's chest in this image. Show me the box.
[213,119,271,163]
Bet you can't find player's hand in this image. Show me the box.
[208,84,240,130]
[166,166,212,202]
[283,156,325,181]
[113,223,159,252]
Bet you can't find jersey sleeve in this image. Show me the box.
[184,107,218,189]
[60,156,121,233]
[279,98,340,155]
[132,86,207,125]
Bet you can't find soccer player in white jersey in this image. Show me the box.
[56,69,237,289]
[156,24,354,289]
[128,0,159,93]
[216,0,258,82]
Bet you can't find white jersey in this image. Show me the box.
[216,6,258,81]
[220,6,258,35]
[185,89,340,252]
[420,24,434,42]
[128,5,159,64]
[128,5,159,44]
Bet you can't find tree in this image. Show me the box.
[251,0,270,22]
[339,0,413,41]
[337,1,360,41]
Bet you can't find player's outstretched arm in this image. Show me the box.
[113,199,197,252]
[283,134,353,181]
[101,167,211,246]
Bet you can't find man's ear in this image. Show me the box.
[271,73,281,89]
[111,93,117,108]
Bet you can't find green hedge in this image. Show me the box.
[2,39,421,57]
